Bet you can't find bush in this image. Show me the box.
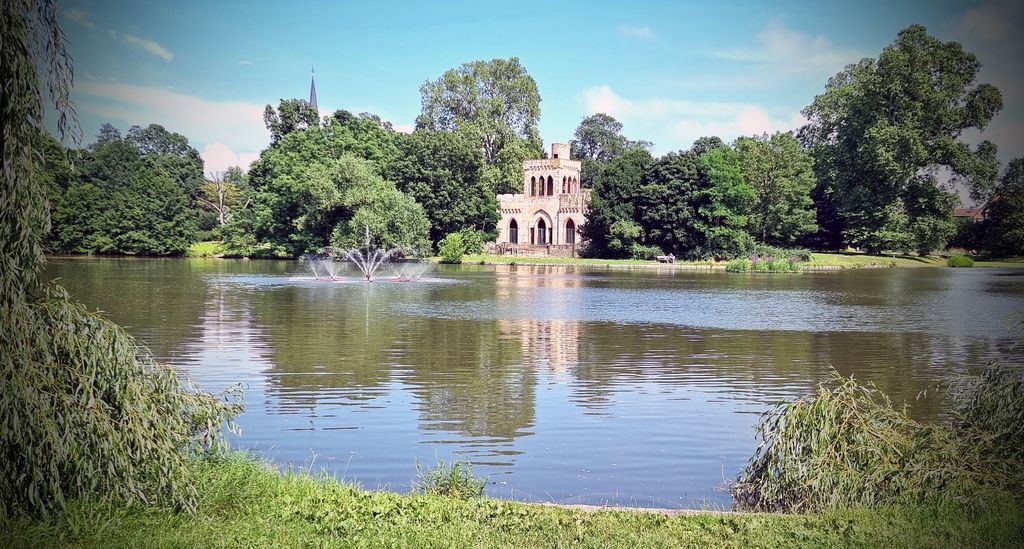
[947,255,975,267]
[630,243,664,261]
[413,458,486,499]
[732,372,1023,513]
[437,232,465,264]
[1,286,243,516]
[456,228,485,255]
[749,244,812,262]
[726,258,753,272]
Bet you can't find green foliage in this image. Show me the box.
[749,244,812,262]
[735,132,817,246]
[629,243,663,261]
[1,0,77,302]
[569,113,651,189]
[416,57,543,193]
[413,459,486,499]
[947,255,975,267]
[951,360,1024,463]
[387,128,498,244]
[982,158,1024,257]
[802,25,1002,254]
[232,117,415,257]
[727,256,802,272]
[725,258,753,272]
[1,287,243,516]
[438,232,466,263]
[263,98,319,144]
[733,372,1023,513]
[47,126,204,256]
[581,148,653,258]
[457,228,485,255]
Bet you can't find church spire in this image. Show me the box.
[309,66,318,113]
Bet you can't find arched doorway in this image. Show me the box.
[536,218,547,245]
[509,219,518,244]
[565,219,576,245]
[546,176,553,196]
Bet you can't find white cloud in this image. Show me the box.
[716,18,861,72]
[64,8,97,29]
[74,81,270,152]
[579,85,805,152]
[201,143,260,174]
[619,25,656,40]
[239,60,254,66]
[122,34,174,62]
[392,123,414,133]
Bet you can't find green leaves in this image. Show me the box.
[802,24,1003,253]
[1,286,243,516]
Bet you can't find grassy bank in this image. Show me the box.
[2,454,1020,548]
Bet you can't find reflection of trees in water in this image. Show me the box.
[253,285,399,413]
[565,322,999,421]
[43,258,219,359]
[398,318,533,447]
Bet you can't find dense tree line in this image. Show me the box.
[578,25,1020,260]
[44,35,1022,260]
[47,124,205,255]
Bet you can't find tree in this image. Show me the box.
[416,58,543,192]
[96,123,121,143]
[47,124,207,255]
[580,147,653,257]
[735,132,817,246]
[198,167,247,227]
[570,113,651,188]
[329,159,431,256]
[103,163,199,255]
[264,98,320,144]
[983,158,1024,257]
[801,25,1002,254]
[634,139,754,260]
[693,145,755,259]
[2,0,239,517]
[387,128,498,244]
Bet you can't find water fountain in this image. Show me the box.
[303,226,434,283]
[388,260,432,282]
[304,253,344,281]
[342,225,399,282]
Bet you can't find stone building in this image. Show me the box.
[494,143,591,256]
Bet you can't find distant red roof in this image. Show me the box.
[953,207,985,221]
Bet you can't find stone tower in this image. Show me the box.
[494,143,590,255]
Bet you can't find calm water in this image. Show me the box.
[46,257,1024,509]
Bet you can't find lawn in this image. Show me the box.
[2,455,1020,548]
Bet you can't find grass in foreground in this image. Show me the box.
[2,454,1021,549]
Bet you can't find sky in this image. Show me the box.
[53,0,1023,192]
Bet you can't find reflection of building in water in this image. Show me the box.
[498,319,581,376]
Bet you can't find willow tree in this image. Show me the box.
[1,0,239,516]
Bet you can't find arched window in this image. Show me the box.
[530,176,536,196]
[509,219,518,244]
[562,176,567,193]
[566,219,576,245]
[547,175,553,196]
[537,218,547,245]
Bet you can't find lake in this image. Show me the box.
[45,257,1024,509]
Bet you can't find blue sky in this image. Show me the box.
[56,0,1022,183]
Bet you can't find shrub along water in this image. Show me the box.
[1,286,243,516]
[947,255,975,267]
[732,365,1024,513]
[414,459,486,499]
